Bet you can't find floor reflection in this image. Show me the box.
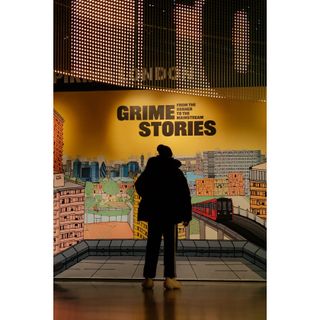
[143,289,159,320]
[54,281,266,320]
[163,288,181,320]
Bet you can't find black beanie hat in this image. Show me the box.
[157,144,173,158]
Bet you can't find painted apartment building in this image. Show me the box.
[177,154,203,175]
[196,178,214,196]
[249,162,267,219]
[213,178,228,196]
[203,150,264,195]
[133,186,148,239]
[227,172,245,196]
[54,110,64,174]
[54,180,85,254]
[63,159,72,177]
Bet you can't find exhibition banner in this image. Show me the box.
[53,90,266,254]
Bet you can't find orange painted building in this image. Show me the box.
[227,172,245,196]
[54,181,85,254]
[213,178,228,196]
[54,110,64,174]
[196,178,214,196]
[249,163,267,219]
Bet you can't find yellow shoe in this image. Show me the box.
[163,277,181,290]
[142,278,154,289]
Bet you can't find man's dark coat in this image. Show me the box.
[135,156,192,224]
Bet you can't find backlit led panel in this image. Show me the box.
[232,10,250,74]
[136,0,144,88]
[54,0,266,100]
[174,0,210,94]
[71,0,136,86]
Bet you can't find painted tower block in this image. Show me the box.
[120,164,129,177]
[54,181,85,254]
[90,162,100,182]
[65,160,72,177]
[127,161,140,176]
[54,110,64,174]
[196,178,214,196]
[195,153,204,175]
[250,163,267,219]
[227,172,245,196]
[178,157,197,173]
[100,161,107,178]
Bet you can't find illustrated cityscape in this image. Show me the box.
[54,110,267,255]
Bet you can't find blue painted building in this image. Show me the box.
[72,159,82,178]
[90,162,100,182]
[100,161,107,178]
[127,161,139,176]
[120,164,129,177]
[80,162,91,182]
[110,170,119,178]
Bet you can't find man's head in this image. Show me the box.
[157,144,173,158]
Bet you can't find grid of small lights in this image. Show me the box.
[62,0,265,101]
[71,0,136,86]
[136,0,144,88]
[232,9,250,74]
[174,0,211,97]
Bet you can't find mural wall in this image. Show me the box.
[53,89,266,255]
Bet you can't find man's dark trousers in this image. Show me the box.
[143,219,177,278]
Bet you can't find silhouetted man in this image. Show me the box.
[135,145,192,289]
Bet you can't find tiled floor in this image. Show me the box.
[55,256,266,281]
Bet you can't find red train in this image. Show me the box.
[192,197,233,222]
